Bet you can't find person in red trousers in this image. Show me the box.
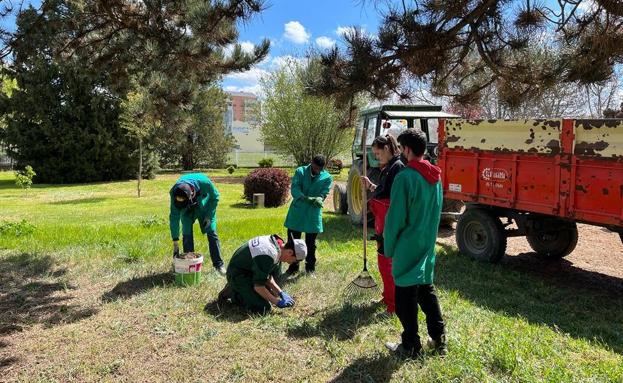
[361,133,404,316]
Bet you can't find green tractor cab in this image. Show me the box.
[332,104,460,224]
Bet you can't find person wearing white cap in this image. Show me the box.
[217,234,307,314]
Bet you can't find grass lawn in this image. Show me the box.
[0,171,621,382]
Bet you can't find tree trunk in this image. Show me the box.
[181,134,194,170]
[138,137,142,198]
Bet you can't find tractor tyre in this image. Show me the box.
[333,183,348,214]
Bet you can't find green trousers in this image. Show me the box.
[228,273,271,314]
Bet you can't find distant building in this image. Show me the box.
[225,91,264,152]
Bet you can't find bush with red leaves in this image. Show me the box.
[243,168,291,207]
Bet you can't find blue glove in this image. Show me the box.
[276,291,295,308]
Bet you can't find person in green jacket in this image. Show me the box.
[383,128,447,358]
[169,173,226,275]
[217,234,308,314]
[283,155,333,276]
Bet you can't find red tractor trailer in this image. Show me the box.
[438,118,623,262]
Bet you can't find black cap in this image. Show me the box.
[173,183,193,209]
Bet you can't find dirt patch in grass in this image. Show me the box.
[437,223,623,284]
[211,176,246,184]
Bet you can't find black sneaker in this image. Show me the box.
[385,342,422,359]
[217,283,232,303]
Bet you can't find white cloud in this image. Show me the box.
[315,36,336,49]
[283,21,311,44]
[336,26,370,38]
[336,26,356,36]
[578,0,598,13]
[224,41,256,57]
[225,67,269,83]
[224,84,263,96]
[270,55,309,70]
[239,41,255,54]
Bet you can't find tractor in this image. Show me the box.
[332,104,463,224]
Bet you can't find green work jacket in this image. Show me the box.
[383,167,442,286]
[169,173,219,240]
[284,165,333,233]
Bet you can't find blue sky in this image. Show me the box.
[2,0,380,95]
[223,0,381,94]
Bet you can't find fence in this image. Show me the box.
[227,150,353,168]
[227,151,296,167]
[0,142,13,170]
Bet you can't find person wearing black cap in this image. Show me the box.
[169,173,226,275]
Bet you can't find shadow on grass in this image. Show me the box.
[436,243,623,354]
[321,214,360,244]
[203,299,250,323]
[101,272,175,301]
[329,354,403,383]
[0,253,98,337]
[48,197,109,205]
[287,301,381,341]
[0,356,19,370]
[229,202,253,209]
[0,178,15,190]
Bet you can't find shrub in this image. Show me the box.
[243,168,290,207]
[227,165,236,174]
[327,158,344,174]
[0,220,35,236]
[15,165,36,190]
[258,158,274,168]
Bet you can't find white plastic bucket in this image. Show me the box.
[174,255,204,273]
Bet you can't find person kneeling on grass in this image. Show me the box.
[217,234,307,314]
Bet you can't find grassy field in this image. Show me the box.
[0,171,621,382]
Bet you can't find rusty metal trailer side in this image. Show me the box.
[438,118,623,262]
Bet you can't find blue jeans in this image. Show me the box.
[182,230,224,268]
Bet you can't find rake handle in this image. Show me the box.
[362,126,368,272]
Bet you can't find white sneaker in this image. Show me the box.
[216,265,227,276]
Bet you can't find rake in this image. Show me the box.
[345,126,379,298]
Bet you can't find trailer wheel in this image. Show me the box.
[526,222,578,259]
[332,184,348,214]
[456,208,507,263]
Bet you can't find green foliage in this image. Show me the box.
[52,1,269,111]
[14,165,35,189]
[3,6,137,183]
[0,219,35,237]
[311,1,623,107]
[260,58,356,166]
[257,158,274,168]
[139,215,165,228]
[156,86,234,170]
[243,168,290,207]
[227,165,236,174]
[327,158,344,174]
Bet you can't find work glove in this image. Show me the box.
[276,291,295,308]
[172,241,180,258]
[311,197,324,208]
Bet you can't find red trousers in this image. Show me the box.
[369,199,395,313]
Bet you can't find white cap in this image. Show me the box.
[293,239,308,261]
